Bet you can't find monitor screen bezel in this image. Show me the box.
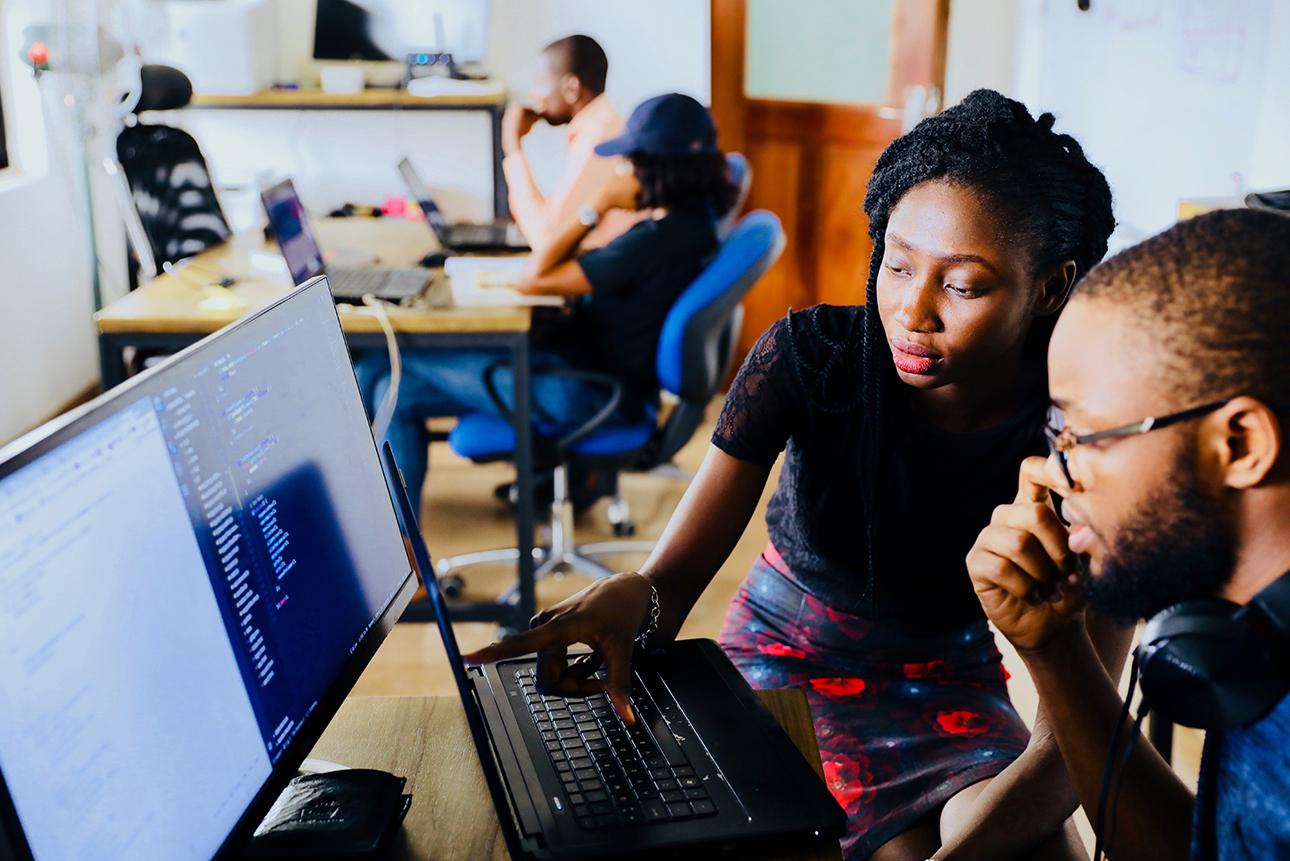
[0,278,419,861]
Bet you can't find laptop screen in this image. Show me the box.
[0,280,413,860]
[396,157,451,237]
[262,179,326,285]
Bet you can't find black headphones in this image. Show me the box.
[1136,570,1290,730]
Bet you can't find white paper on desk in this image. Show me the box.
[444,256,564,307]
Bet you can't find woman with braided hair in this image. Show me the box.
[467,90,1126,859]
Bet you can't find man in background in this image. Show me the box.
[502,34,641,253]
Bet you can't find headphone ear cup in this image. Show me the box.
[1137,600,1285,730]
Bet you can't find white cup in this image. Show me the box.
[319,65,365,94]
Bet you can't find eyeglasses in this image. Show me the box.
[1044,399,1232,488]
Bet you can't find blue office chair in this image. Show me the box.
[437,211,785,601]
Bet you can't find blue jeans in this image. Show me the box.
[355,348,612,504]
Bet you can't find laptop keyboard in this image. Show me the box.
[331,267,427,300]
[451,224,506,245]
[512,667,718,831]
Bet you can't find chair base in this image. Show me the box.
[435,465,655,611]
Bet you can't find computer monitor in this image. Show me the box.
[312,0,489,65]
[0,278,418,861]
[261,179,325,285]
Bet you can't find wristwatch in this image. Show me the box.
[578,205,600,228]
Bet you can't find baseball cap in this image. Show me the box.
[594,93,719,158]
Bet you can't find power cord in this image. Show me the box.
[361,294,402,441]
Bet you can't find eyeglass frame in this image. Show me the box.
[1044,398,1233,488]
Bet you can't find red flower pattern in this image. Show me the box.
[903,660,949,679]
[821,755,872,810]
[809,676,867,698]
[717,553,1034,860]
[934,710,991,736]
[757,642,807,660]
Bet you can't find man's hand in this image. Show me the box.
[967,456,1086,652]
[502,104,541,157]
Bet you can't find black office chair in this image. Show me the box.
[437,211,786,603]
[113,64,231,279]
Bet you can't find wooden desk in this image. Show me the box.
[188,87,510,218]
[94,218,539,630]
[94,219,528,344]
[307,692,841,861]
[191,88,506,110]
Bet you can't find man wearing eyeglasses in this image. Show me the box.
[965,208,1290,860]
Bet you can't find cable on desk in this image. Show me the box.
[362,293,402,441]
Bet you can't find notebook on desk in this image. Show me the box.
[443,256,564,307]
[379,443,846,860]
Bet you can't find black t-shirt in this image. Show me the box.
[712,304,1048,634]
[570,210,717,404]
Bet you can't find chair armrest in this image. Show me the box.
[482,361,626,454]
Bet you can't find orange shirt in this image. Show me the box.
[503,94,643,252]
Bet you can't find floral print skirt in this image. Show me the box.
[717,546,1031,860]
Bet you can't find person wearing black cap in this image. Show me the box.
[363,93,737,507]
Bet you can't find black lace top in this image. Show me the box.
[712,305,1048,633]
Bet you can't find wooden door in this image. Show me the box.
[711,0,949,357]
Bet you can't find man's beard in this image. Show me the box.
[1081,442,1236,623]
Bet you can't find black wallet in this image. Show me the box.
[243,769,412,859]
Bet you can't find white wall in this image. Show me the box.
[943,0,1020,107]
[1247,0,1290,190]
[1008,0,1284,250]
[0,1,113,445]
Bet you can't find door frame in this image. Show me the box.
[710,0,950,154]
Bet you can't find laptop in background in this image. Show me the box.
[380,442,846,860]
[398,157,529,253]
[261,178,428,303]
[0,279,418,860]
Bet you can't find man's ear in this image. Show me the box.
[1210,396,1283,490]
[560,73,582,106]
[1034,259,1078,317]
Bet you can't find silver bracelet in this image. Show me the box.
[635,576,661,652]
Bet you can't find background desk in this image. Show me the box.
[189,88,510,219]
[94,219,538,629]
[307,691,841,861]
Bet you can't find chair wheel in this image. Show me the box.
[613,520,636,537]
[440,574,465,600]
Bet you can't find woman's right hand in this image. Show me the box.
[461,572,655,724]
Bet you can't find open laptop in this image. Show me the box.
[380,444,846,859]
[0,278,418,860]
[398,156,529,252]
[261,178,429,303]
